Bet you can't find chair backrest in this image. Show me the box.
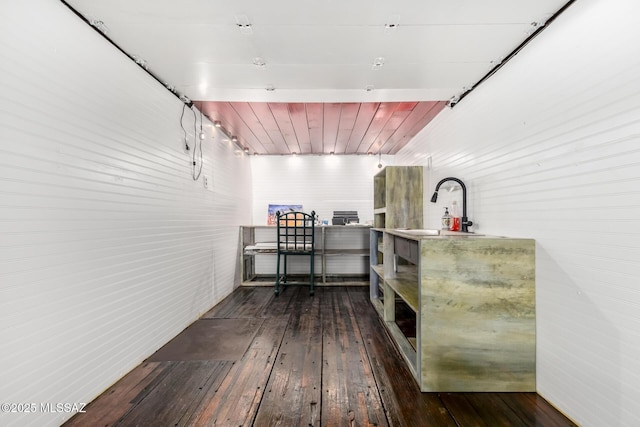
[276,210,316,252]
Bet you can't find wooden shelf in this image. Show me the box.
[384,265,418,312]
[408,337,417,351]
[371,264,384,279]
[324,249,369,256]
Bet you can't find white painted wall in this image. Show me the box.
[0,1,252,426]
[397,0,640,425]
[250,154,393,225]
[249,155,391,276]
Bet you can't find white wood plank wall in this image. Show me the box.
[0,1,252,426]
[250,155,390,276]
[396,0,640,425]
[250,154,393,225]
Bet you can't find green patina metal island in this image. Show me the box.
[370,228,536,392]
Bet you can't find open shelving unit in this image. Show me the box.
[240,225,371,286]
[370,228,537,392]
[370,165,536,392]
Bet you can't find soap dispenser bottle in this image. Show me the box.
[441,207,451,230]
[450,200,461,231]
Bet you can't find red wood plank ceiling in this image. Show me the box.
[194,101,446,155]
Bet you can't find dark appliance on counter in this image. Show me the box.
[332,210,359,225]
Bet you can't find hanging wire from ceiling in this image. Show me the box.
[179,104,190,152]
[61,0,212,183]
[192,110,204,181]
[178,103,204,181]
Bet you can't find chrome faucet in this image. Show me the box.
[430,177,473,232]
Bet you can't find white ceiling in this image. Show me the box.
[65,0,569,104]
[63,0,571,154]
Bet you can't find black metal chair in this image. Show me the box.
[275,210,316,296]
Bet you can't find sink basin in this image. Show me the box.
[397,229,441,236]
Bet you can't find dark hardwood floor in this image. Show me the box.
[65,286,576,427]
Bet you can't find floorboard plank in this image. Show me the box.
[147,318,262,362]
[118,361,232,426]
[321,288,388,426]
[254,284,323,426]
[184,316,290,426]
[463,392,530,426]
[440,392,488,427]
[348,287,458,427]
[520,393,578,426]
[203,286,275,319]
[64,286,579,427]
[260,285,300,318]
[63,361,164,427]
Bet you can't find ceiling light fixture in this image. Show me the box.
[372,57,385,70]
[384,15,400,34]
[489,57,503,68]
[526,14,552,36]
[231,136,238,143]
[235,15,253,35]
[214,120,222,128]
[198,110,205,140]
[89,19,109,34]
[253,57,266,69]
[132,55,149,70]
[243,147,250,153]
[448,94,461,108]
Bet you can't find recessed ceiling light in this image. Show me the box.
[372,57,385,70]
[235,15,253,35]
[253,57,266,69]
[384,15,400,34]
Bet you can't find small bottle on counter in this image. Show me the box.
[450,200,461,231]
[441,207,451,230]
